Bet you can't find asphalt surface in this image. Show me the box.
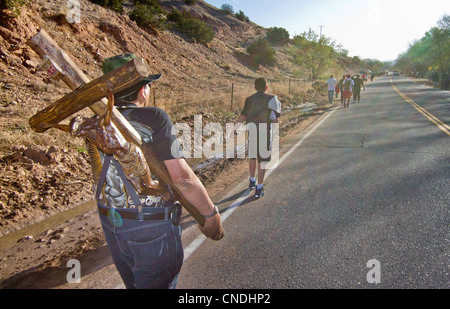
[177,76,449,289]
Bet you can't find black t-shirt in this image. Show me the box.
[89,106,183,208]
[122,106,183,161]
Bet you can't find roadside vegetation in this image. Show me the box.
[245,24,386,81]
[0,0,30,16]
[395,15,449,90]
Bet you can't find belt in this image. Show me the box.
[98,203,181,223]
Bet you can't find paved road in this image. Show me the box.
[177,76,449,289]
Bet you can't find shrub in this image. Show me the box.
[234,10,249,22]
[132,0,164,15]
[167,9,215,44]
[0,0,30,16]
[266,27,290,46]
[133,0,161,7]
[130,2,165,29]
[184,0,197,4]
[220,4,233,15]
[247,39,276,67]
[89,0,123,13]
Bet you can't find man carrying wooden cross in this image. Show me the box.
[72,54,224,289]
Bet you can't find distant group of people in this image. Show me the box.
[326,74,366,108]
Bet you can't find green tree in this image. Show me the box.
[130,3,165,29]
[429,24,450,82]
[246,39,276,68]
[395,15,450,87]
[266,27,290,46]
[167,9,215,44]
[90,0,123,13]
[363,59,384,73]
[234,10,249,22]
[292,29,335,81]
[221,3,234,15]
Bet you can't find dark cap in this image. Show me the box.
[102,53,162,101]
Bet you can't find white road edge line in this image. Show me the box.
[182,106,339,262]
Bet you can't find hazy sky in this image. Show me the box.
[204,0,450,62]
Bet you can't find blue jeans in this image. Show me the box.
[98,204,184,289]
[328,90,334,103]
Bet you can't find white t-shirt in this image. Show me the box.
[268,95,281,120]
[327,78,338,91]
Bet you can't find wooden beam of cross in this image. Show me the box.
[28,29,142,144]
[27,29,206,226]
[28,54,151,133]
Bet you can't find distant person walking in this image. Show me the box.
[335,82,340,99]
[231,78,281,198]
[326,75,338,104]
[352,74,365,103]
[339,75,346,105]
[342,74,354,108]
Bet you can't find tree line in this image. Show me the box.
[246,26,385,81]
[395,15,449,89]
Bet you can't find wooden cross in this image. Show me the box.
[27,29,206,226]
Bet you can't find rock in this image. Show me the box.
[24,59,39,68]
[23,148,54,166]
[18,235,33,242]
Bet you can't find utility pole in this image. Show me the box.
[319,25,324,38]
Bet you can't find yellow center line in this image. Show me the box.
[390,78,450,136]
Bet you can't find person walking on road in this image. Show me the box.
[342,74,354,108]
[352,74,365,103]
[326,75,338,104]
[72,54,224,289]
[231,78,281,198]
[339,75,346,105]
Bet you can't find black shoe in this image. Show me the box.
[255,186,265,198]
[249,179,256,189]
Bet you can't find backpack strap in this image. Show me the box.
[111,158,142,206]
[95,155,112,202]
[95,155,142,207]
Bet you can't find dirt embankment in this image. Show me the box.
[0,0,322,236]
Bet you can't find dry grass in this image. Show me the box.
[159,78,315,121]
[0,75,317,160]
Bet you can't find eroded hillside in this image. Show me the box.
[0,0,319,236]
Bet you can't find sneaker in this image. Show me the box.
[255,186,265,198]
[249,179,256,189]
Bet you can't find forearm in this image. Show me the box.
[236,115,246,126]
[164,158,224,240]
[171,167,215,216]
[174,170,224,240]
